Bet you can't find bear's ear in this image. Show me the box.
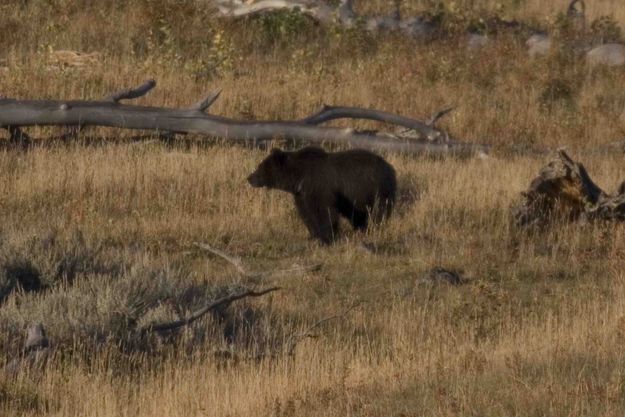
[270,148,287,166]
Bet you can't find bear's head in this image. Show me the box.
[247,148,292,191]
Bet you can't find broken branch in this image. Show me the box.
[105,79,156,103]
[141,287,281,333]
[285,302,362,355]
[190,89,222,112]
[301,105,445,141]
[426,107,454,127]
[193,242,247,276]
[193,242,322,280]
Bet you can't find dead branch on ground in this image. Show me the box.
[193,242,322,280]
[284,301,362,356]
[140,287,281,333]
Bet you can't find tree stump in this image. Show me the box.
[513,150,625,226]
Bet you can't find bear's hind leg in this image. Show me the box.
[335,192,369,231]
[350,209,369,231]
[369,194,394,225]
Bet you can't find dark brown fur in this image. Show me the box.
[247,147,396,244]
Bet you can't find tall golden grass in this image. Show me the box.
[2,0,625,416]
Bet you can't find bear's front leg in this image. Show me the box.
[294,195,339,244]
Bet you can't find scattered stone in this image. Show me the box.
[527,34,552,57]
[365,16,399,32]
[597,140,625,153]
[358,241,379,254]
[418,267,466,286]
[466,33,490,51]
[587,43,625,67]
[25,324,49,351]
[399,17,436,40]
[364,16,436,41]
[3,324,51,376]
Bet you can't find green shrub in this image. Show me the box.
[255,9,318,46]
[539,77,577,110]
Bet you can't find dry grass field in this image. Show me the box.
[2,1,625,416]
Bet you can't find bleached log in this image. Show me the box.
[0,80,489,157]
[215,0,334,22]
[213,0,437,40]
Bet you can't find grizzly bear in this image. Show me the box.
[247,146,396,244]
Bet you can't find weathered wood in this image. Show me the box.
[567,0,586,21]
[215,0,335,23]
[190,89,222,112]
[513,150,625,226]
[587,183,625,221]
[141,287,281,333]
[0,81,489,157]
[105,79,156,103]
[284,302,361,355]
[214,0,437,40]
[193,242,322,281]
[301,105,445,141]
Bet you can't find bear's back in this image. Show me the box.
[295,146,327,156]
[288,147,395,192]
[299,148,395,197]
[328,149,396,182]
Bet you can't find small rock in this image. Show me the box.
[587,43,625,67]
[527,34,552,57]
[467,33,490,51]
[400,18,436,40]
[365,16,399,32]
[418,267,466,286]
[25,323,49,351]
[3,324,51,376]
[358,241,379,254]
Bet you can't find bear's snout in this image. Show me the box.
[247,172,263,188]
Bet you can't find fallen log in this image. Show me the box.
[512,150,625,227]
[215,0,337,23]
[0,80,489,157]
[213,0,437,40]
